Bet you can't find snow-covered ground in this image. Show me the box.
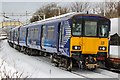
[0,40,119,79]
[0,58,19,79]
[0,36,7,40]
[0,40,84,78]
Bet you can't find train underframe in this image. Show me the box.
[8,41,108,71]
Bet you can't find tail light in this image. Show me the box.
[97,56,105,60]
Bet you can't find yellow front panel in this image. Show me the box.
[82,37,108,54]
[70,37,109,57]
[70,37,82,57]
[82,37,99,54]
[98,38,108,53]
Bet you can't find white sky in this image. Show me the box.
[0,2,71,23]
[1,0,119,2]
[0,0,120,23]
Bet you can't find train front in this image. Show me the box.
[70,14,110,70]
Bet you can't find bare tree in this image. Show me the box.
[105,2,118,18]
[94,2,119,18]
[71,2,90,12]
[116,1,120,17]
[30,3,70,22]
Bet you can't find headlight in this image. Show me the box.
[72,46,81,50]
[99,46,107,51]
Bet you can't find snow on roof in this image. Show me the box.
[110,18,120,36]
[30,12,77,26]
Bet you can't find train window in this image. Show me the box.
[85,21,97,36]
[34,28,39,39]
[99,22,109,37]
[47,26,54,40]
[72,19,82,36]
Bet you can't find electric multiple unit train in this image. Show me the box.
[8,12,110,71]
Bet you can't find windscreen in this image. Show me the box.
[84,21,97,36]
[71,19,82,36]
[71,17,110,37]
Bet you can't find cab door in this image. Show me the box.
[82,21,98,54]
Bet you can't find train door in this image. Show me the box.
[41,25,46,49]
[13,30,15,43]
[82,21,98,54]
[18,27,20,45]
[26,28,28,46]
[59,21,71,56]
[59,22,64,49]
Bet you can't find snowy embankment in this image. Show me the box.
[0,38,21,79]
[0,40,119,79]
[0,58,20,79]
[0,36,7,40]
[0,40,83,78]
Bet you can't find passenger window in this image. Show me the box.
[47,25,55,40]
[33,28,39,39]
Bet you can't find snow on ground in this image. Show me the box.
[110,45,120,58]
[0,36,7,40]
[0,58,19,79]
[0,40,84,78]
[0,40,119,78]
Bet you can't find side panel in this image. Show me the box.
[59,20,71,57]
[14,28,19,45]
[41,23,58,53]
[11,30,14,43]
[27,26,40,50]
[19,27,27,47]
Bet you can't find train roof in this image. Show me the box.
[22,12,109,27]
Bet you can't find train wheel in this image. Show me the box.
[50,55,54,63]
[65,58,72,72]
[39,51,42,56]
[55,62,59,67]
[29,49,33,56]
[43,52,47,57]
[23,48,26,54]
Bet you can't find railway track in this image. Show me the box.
[33,56,94,79]
[100,67,120,74]
[32,56,118,79]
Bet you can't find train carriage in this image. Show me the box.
[13,26,20,49]
[8,12,110,71]
[8,28,15,47]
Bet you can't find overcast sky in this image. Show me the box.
[0,2,71,23]
[0,0,119,23]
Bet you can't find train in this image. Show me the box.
[8,12,110,71]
